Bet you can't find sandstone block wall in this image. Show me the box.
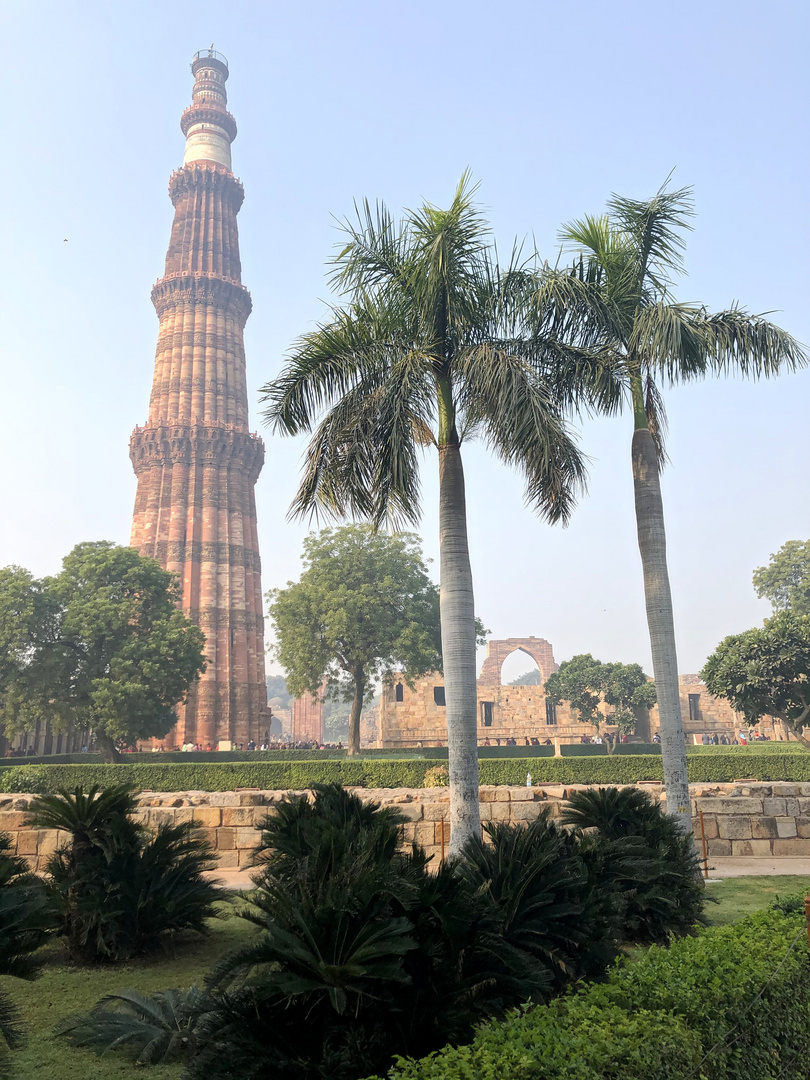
[3,782,810,873]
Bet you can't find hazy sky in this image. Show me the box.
[1,0,807,681]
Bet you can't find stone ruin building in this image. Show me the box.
[374,635,775,748]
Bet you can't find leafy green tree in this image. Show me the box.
[753,540,810,616]
[265,675,292,710]
[544,653,656,751]
[539,182,806,827]
[0,542,207,762]
[701,611,810,747]
[268,526,443,755]
[508,669,542,686]
[261,177,613,852]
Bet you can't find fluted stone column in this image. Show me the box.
[130,50,268,747]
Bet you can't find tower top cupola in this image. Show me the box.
[181,48,237,170]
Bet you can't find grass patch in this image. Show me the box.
[0,907,258,1080]
[705,874,810,926]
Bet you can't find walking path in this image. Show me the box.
[205,858,810,892]
[705,857,810,879]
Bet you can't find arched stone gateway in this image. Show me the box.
[477,637,557,687]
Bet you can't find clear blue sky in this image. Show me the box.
[1,0,807,679]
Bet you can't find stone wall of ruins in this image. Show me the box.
[4,781,807,871]
[376,637,779,748]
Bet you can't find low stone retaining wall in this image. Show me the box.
[2,782,810,872]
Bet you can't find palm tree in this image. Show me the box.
[261,176,615,855]
[538,182,807,832]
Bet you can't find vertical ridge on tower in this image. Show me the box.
[129,50,268,747]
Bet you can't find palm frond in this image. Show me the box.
[55,986,211,1063]
[260,298,404,436]
[632,302,809,384]
[287,352,433,528]
[630,300,711,380]
[607,181,694,291]
[457,346,587,524]
[330,196,411,299]
[704,305,809,377]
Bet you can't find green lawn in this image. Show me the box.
[1,908,258,1080]
[3,877,809,1080]
[704,874,810,925]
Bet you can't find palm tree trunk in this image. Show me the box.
[437,420,481,857]
[632,422,692,834]
[347,666,365,757]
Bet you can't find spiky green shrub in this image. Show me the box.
[182,786,629,1080]
[561,786,707,944]
[56,986,211,1063]
[27,784,222,963]
[456,814,621,995]
[0,832,51,1077]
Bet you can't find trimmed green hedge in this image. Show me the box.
[1,742,803,770]
[3,752,810,793]
[374,909,810,1080]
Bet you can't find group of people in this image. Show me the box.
[481,736,554,747]
[699,730,770,745]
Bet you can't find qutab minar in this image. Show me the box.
[129,50,269,747]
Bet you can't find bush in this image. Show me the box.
[3,752,810,794]
[377,908,810,1080]
[456,815,622,994]
[26,784,223,963]
[423,765,448,787]
[561,787,707,944]
[0,832,52,1077]
[184,786,636,1080]
[56,986,211,1064]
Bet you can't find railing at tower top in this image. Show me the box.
[193,48,228,68]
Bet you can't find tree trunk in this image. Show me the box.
[782,717,810,749]
[347,667,365,757]
[632,426,692,834]
[95,732,122,764]
[438,437,481,857]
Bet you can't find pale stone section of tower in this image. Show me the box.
[182,53,234,169]
[130,50,269,748]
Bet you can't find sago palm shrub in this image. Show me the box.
[187,786,631,1080]
[27,783,222,963]
[0,832,52,1077]
[456,812,622,996]
[561,786,707,943]
[56,986,212,1064]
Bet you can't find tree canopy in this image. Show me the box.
[544,653,656,748]
[753,540,810,616]
[268,526,445,754]
[0,542,207,761]
[701,611,810,747]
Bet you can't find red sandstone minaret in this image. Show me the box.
[129,50,268,747]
